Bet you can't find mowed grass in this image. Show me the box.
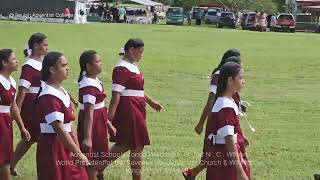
[0,21,320,180]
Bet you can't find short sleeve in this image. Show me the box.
[79,86,97,104]
[43,96,64,124]
[216,108,238,137]
[112,67,129,93]
[209,73,219,94]
[19,65,33,89]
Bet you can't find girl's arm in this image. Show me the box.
[10,100,30,141]
[225,135,249,180]
[51,121,89,166]
[81,103,94,151]
[16,87,27,110]
[107,121,116,136]
[195,92,215,134]
[68,92,79,109]
[108,91,121,121]
[145,92,163,112]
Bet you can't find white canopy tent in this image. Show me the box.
[126,0,162,6]
[68,0,102,23]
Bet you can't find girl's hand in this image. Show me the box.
[73,101,79,109]
[108,123,117,136]
[150,101,164,112]
[244,137,250,148]
[81,138,92,152]
[76,153,90,167]
[237,170,249,180]
[21,127,31,142]
[195,122,204,135]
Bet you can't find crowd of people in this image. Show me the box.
[0,33,251,180]
[89,4,156,24]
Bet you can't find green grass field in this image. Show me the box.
[0,21,320,180]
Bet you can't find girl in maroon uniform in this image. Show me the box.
[205,62,250,180]
[77,50,116,180]
[0,49,30,180]
[106,38,163,180]
[35,52,89,180]
[183,50,250,179]
[11,33,48,176]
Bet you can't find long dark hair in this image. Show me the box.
[212,49,241,74]
[78,50,97,82]
[0,49,13,71]
[41,52,63,82]
[124,38,144,52]
[23,33,47,57]
[216,62,242,97]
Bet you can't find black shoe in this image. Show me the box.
[182,170,195,180]
[10,168,20,177]
[97,171,104,180]
[314,174,320,180]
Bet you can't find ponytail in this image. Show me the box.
[78,50,97,82]
[78,69,85,82]
[24,33,47,57]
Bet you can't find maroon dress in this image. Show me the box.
[77,76,109,169]
[110,59,149,149]
[0,75,16,165]
[19,58,42,142]
[36,83,88,180]
[205,97,250,180]
[202,71,250,177]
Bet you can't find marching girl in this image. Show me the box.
[183,49,247,179]
[35,52,89,180]
[106,38,163,180]
[205,62,250,180]
[0,49,30,180]
[77,50,116,180]
[11,33,48,176]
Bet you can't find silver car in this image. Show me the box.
[204,10,219,24]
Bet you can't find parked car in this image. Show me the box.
[218,12,236,28]
[240,12,249,29]
[245,12,256,30]
[275,13,295,32]
[295,13,318,32]
[204,10,219,24]
[166,7,184,25]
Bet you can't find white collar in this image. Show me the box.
[212,96,239,115]
[24,58,42,71]
[78,76,103,91]
[116,59,140,74]
[39,83,70,107]
[0,74,16,90]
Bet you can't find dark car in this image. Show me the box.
[240,12,249,29]
[218,12,236,28]
[245,12,256,30]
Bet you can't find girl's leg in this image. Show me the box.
[98,144,130,179]
[129,147,144,180]
[0,165,11,180]
[105,144,130,166]
[10,140,34,175]
[191,163,206,176]
[87,166,98,180]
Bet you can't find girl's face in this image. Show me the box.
[3,52,18,73]
[87,54,102,75]
[128,47,144,63]
[33,39,49,56]
[228,68,245,93]
[51,55,69,82]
